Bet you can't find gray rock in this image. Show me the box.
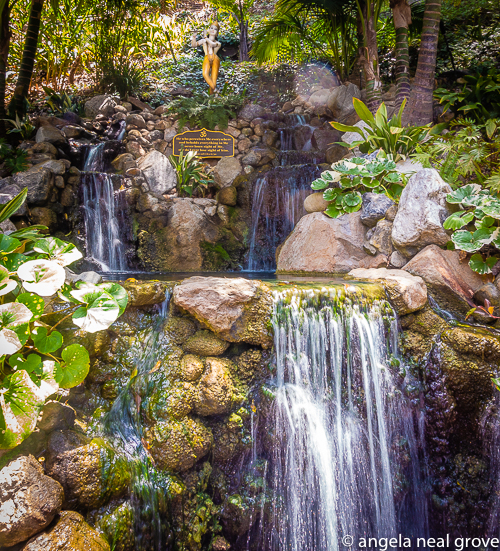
[340,120,369,147]
[241,146,276,167]
[239,104,266,121]
[35,159,66,175]
[474,283,500,311]
[327,83,361,119]
[137,150,176,198]
[390,250,407,268]
[360,193,395,227]
[311,126,341,151]
[13,166,54,205]
[0,455,63,546]
[304,192,329,213]
[84,95,117,118]
[368,219,393,256]
[213,157,242,188]
[37,401,76,432]
[326,145,346,164]
[126,114,147,129]
[392,169,452,257]
[35,126,66,145]
[0,219,16,232]
[61,125,84,139]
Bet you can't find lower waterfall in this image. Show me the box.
[263,286,429,551]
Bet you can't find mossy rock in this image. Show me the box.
[163,316,197,345]
[143,378,195,424]
[400,307,450,362]
[235,349,268,383]
[193,357,240,416]
[441,326,500,361]
[147,417,213,472]
[180,354,205,382]
[122,280,169,307]
[183,330,229,356]
[212,413,249,463]
[96,502,135,551]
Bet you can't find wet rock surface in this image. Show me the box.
[0,456,63,547]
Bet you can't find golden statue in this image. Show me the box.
[191,21,221,95]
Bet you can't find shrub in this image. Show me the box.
[169,150,214,197]
[311,156,406,218]
[0,190,127,450]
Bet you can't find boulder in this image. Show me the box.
[30,207,57,231]
[122,280,167,307]
[0,181,27,215]
[35,126,66,145]
[239,104,266,121]
[392,169,452,257]
[348,268,427,315]
[85,95,117,119]
[125,114,147,129]
[340,120,369,147]
[304,192,329,213]
[325,145,346,164]
[36,160,67,175]
[366,219,393,256]
[180,354,205,382]
[293,126,313,150]
[183,330,230,356]
[0,219,16,232]
[163,317,196,345]
[137,150,176,198]
[216,186,238,206]
[390,250,407,268]
[241,147,276,167]
[360,193,395,227]
[403,244,485,317]
[173,276,273,348]
[148,417,212,472]
[45,430,129,509]
[276,211,387,274]
[327,84,361,119]
[0,455,63,547]
[193,357,237,416]
[20,510,110,551]
[311,126,342,151]
[138,200,220,271]
[13,166,53,205]
[308,89,331,112]
[37,401,76,432]
[62,125,85,139]
[213,157,242,188]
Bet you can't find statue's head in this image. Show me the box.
[207,20,219,38]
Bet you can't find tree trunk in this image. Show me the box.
[391,0,411,109]
[357,0,382,112]
[11,0,44,119]
[239,20,249,61]
[0,0,11,138]
[406,0,442,125]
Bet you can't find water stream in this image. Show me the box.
[80,140,130,272]
[264,286,429,550]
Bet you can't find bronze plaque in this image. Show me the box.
[172,128,235,158]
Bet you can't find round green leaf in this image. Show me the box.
[0,253,28,272]
[93,282,128,316]
[70,288,120,332]
[0,234,21,254]
[342,192,362,207]
[469,254,499,275]
[55,344,90,388]
[323,188,340,202]
[311,178,329,191]
[32,327,63,354]
[16,292,45,320]
[443,211,475,230]
[9,353,43,375]
[325,205,342,218]
[451,230,483,252]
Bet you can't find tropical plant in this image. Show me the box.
[42,86,80,115]
[332,98,434,161]
[443,184,500,275]
[310,156,406,218]
[434,68,500,124]
[169,90,246,131]
[412,118,500,188]
[0,140,28,173]
[4,113,35,140]
[169,150,214,198]
[0,189,128,450]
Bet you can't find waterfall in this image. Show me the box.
[81,143,129,272]
[265,286,429,550]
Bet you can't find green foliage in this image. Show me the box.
[0,191,128,450]
[169,91,246,131]
[42,86,81,115]
[168,150,214,198]
[444,184,500,274]
[332,99,436,162]
[0,140,29,175]
[4,115,35,141]
[434,68,500,124]
[100,58,146,99]
[412,118,500,188]
[311,156,405,219]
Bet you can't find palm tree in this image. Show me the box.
[406,0,442,124]
[10,0,45,120]
[390,0,412,108]
[0,0,11,137]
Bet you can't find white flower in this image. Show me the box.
[17,259,66,297]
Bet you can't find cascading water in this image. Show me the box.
[246,165,320,271]
[80,134,130,272]
[264,286,429,550]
